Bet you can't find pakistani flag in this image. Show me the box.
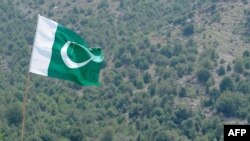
[29,15,104,86]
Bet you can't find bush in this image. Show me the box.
[148,83,156,96]
[114,60,122,68]
[245,60,250,69]
[218,66,225,76]
[97,0,109,9]
[179,87,187,97]
[199,59,214,70]
[153,130,179,141]
[5,104,22,126]
[243,50,250,58]
[209,87,220,102]
[40,131,56,141]
[227,64,232,71]
[64,127,85,141]
[160,47,172,58]
[172,105,192,124]
[143,72,151,84]
[197,68,211,83]
[134,78,144,89]
[182,24,194,36]
[129,103,142,118]
[216,92,245,117]
[100,127,114,141]
[238,80,250,94]
[234,59,244,73]
[134,56,149,70]
[220,76,234,92]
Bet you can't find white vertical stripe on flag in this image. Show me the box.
[29,15,58,76]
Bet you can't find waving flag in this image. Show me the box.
[29,15,104,86]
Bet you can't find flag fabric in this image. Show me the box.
[29,15,104,86]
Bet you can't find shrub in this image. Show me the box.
[218,66,225,76]
[134,56,149,70]
[179,87,187,97]
[216,92,245,117]
[64,127,85,141]
[182,24,194,36]
[220,76,234,92]
[5,104,22,126]
[243,50,250,58]
[238,80,250,94]
[197,68,211,83]
[100,127,114,141]
[234,59,244,73]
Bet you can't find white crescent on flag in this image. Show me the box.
[60,41,93,69]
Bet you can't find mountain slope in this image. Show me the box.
[0,0,250,140]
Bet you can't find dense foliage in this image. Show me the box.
[1,0,250,141]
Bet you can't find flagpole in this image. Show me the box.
[20,14,40,141]
[20,71,30,141]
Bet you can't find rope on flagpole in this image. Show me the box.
[20,72,30,141]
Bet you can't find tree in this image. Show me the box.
[238,80,250,94]
[220,76,234,92]
[181,118,199,139]
[153,131,170,141]
[5,104,22,126]
[100,127,114,141]
[143,72,151,84]
[243,50,250,58]
[172,105,192,125]
[209,87,220,103]
[245,60,250,69]
[148,83,156,96]
[64,127,85,141]
[151,107,164,117]
[218,66,225,76]
[234,59,244,73]
[160,47,172,58]
[129,103,142,119]
[40,131,56,141]
[153,130,179,141]
[179,87,187,97]
[97,0,109,9]
[197,68,211,83]
[201,116,223,140]
[216,92,245,117]
[134,78,144,89]
[227,64,232,71]
[134,56,149,70]
[182,24,194,36]
[199,59,214,70]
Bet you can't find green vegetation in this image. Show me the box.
[220,76,234,92]
[1,0,250,140]
[218,66,225,76]
[182,24,194,36]
[197,68,211,83]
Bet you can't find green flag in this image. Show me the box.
[29,15,104,86]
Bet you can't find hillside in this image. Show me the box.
[0,0,250,140]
